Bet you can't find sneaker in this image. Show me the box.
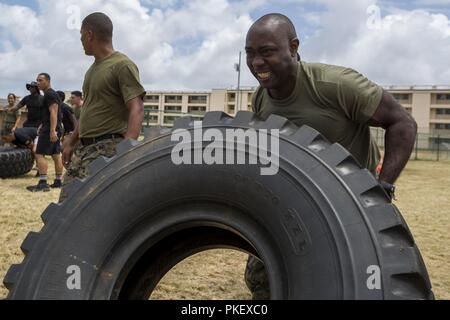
[26,181,50,192]
[50,180,62,188]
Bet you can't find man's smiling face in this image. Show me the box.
[245,24,297,91]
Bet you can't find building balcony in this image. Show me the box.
[188,106,206,114]
[431,114,450,120]
[431,104,450,109]
[187,102,208,106]
[188,97,208,104]
[164,106,183,113]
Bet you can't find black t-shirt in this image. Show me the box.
[18,94,44,128]
[61,103,75,134]
[41,88,62,134]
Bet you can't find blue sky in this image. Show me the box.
[0,0,449,98]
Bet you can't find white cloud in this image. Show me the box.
[0,0,449,98]
[301,0,450,85]
[0,0,259,97]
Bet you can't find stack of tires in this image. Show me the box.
[0,147,34,179]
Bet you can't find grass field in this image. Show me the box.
[0,160,449,299]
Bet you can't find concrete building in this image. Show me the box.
[142,87,255,127]
[142,86,450,138]
[384,85,450,136]
[2,86,449,141]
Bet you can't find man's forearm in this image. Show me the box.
[68,123,80,145]
[379,120,417,184]
[125,102,144,140]
[50,107,57,132]
[11,103,23,112]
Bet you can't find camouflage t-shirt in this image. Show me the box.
[252,61,383,172]
[79,51,146,138]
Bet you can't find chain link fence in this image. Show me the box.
[371,128,450,161]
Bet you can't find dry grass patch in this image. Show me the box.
[0,160,449,299]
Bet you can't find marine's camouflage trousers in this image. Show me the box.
[245,255,270,300]
[58,137,123,203]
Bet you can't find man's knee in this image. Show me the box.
[245,255,270,300]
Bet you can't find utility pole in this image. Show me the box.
[234,51,242,112]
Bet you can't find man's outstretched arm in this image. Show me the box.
[368,90,418,184]
[124,96,144,140]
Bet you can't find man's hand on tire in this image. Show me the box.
[379,180,396,201]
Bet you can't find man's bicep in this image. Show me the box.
[49,103,58,112]
[336,68,383,123]
[368,90,410,129]
[126,96,144,111]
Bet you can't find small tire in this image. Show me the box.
[0,147,34,179]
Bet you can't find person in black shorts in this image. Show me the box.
[27,73,64,192]
[56,91,77,141]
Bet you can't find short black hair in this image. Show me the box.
[38,73,51,81]
[56,91,65,101]
[82,12,113,42]
[71,90,83,98]
[7,93,16,100]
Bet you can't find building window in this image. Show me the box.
[436,94,450,101]
[165,95,182,103]
[435,123,450,130]
[393,93,410,101]
[164,116,181,124]
[142,112,158,127]
[145,95,159,102]
[435,108,450,115]
[164,105,182,113]
[188,106,206,114]
[145,105,159,112]
[188,95,207,104]
[228,93,236,102]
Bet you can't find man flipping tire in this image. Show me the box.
[244,13,419,299]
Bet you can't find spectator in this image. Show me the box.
[26,73,64,192]
[69,90,83,120]
[56,90,78,140]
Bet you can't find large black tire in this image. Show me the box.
[0,147,34,179]
[3,112,433,299]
